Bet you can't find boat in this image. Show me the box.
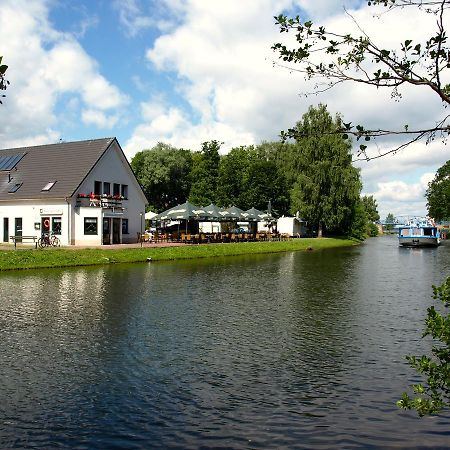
[398,217,441,247]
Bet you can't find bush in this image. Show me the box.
[367,222,379,237]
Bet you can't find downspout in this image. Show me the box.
[65,197,71,245]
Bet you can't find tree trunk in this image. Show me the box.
[318,223,323,238]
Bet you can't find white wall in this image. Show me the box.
[0,200,71,245]
[75,141,147,245]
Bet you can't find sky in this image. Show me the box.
[1,0,449,218]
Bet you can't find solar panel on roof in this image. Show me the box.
[0,153,26,171]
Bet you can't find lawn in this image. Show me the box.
[0,238,358,271]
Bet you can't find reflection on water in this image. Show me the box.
[0,236,449,449]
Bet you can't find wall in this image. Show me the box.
[0,200,71,245]
[75,141,147,245]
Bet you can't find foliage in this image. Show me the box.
[0,56,9,104]
[272,1,450,160]
[397,277,450,416]
[216,145,290,214]
[349,199,369,240]
[288,104,362,236]
[384,212,396,230]
[189,140,221,206]
[366,222,379,237]
[361,195,380,222]
[426,159,450,221]
[130,143,192,212]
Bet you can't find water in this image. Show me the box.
[0,236,449,449]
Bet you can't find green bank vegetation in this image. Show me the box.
[0,238,356,271]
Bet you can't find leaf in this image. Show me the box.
[359,144,367,152]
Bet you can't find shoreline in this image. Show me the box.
[0,238,359,271]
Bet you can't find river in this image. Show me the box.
[0,236,449,449]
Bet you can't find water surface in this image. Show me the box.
[0,236,449,448]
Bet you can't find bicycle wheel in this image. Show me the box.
[37,237,46,249]
[51,236,60,247]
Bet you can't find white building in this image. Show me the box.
[0,138,147,246]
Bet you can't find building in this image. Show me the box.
[0,138,147,246]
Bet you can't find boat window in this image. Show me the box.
[423,228,433,236]
[401,229,409,237]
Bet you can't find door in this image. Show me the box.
[103,218,111,245]
[112,218,121,244]
[3,218,8,243]
[42,217,50,235]
[15,218,22,243]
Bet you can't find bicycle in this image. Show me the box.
[38,232,61,249]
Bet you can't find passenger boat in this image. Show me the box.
[398,218,441,247]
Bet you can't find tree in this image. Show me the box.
[426,159,450,221]
[0,56,9,104]
[361,195,380,222]
[288,104,362,237]
[189,140,221,206]
[272,1,450,160]
[131,142,192,212]
[216,145,290,214]
[397,276,450,416]
[384,212,396,231]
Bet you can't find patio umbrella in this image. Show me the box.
[145,211,158,220]
[203,203,221,221]
[219,206,244,221]
[242,207,265,221]
[160,201,213,221]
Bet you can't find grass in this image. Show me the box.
[0,238,358,271]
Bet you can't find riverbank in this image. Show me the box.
[0,238,358,271]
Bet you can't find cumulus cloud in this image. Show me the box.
[0,0,127,148]
[123,0,447,216]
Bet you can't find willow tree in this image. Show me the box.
[289,104,362,237]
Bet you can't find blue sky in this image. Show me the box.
[1,0,448,217]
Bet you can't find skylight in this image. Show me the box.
[42,181,56,191]
[8,183,22,193]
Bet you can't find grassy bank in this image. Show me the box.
[0,238,358,271]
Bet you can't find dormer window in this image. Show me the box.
[42,181,56,191]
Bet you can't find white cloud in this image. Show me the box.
[113,0,155,37]
[81,109,119,129]
[0,0,127,148]
[123,0,449,217]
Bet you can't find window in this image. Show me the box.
[122,218,129,235]
[103,182,111,195]
[42,181,56,191]
[84,217,98,235]
[94,181,102,195]
[8,183,22,193]
[113,183,120,196]
[52,217,62,235]
[121,184,128,199]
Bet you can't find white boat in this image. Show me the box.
[398,218,440,247]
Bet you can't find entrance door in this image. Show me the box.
[103,218,111,245]
[42,217,50,235]
[15,218,22,243]
[112,218,121,244]
[3,218,8,243]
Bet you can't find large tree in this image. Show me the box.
[216,145,289,214]
[288,104,362,237]
[131,143,192,212]
[272,1,450,160]
[361,195,380,222]
[426,160,450,221]
[189,140,221,206]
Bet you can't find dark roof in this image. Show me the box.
[0,138,115,200]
